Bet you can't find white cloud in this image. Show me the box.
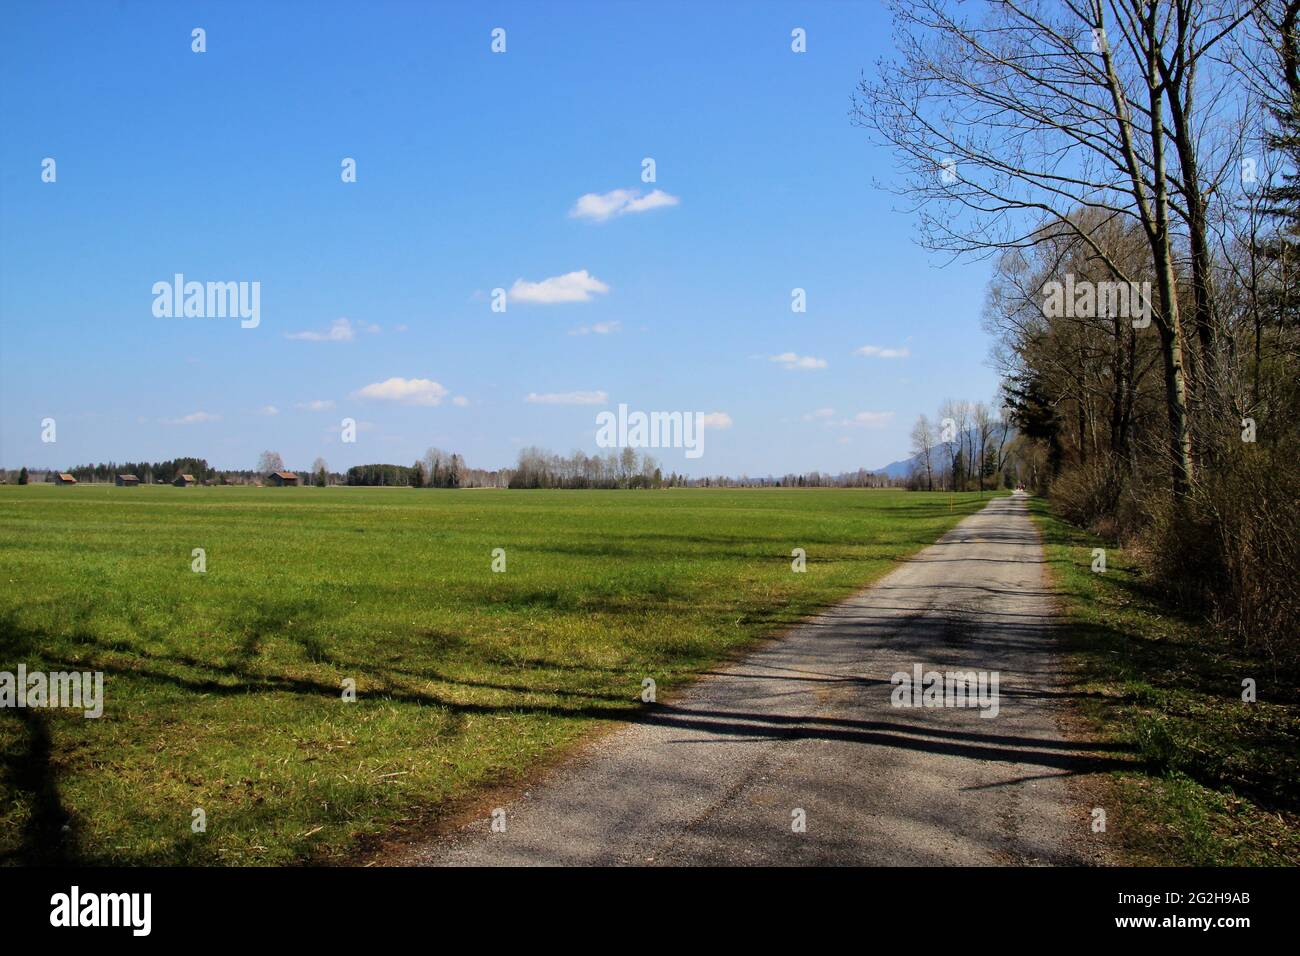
[802,407,835,421]
[525,390,609,405]
[699,412,733,428]
[509,270,610,304]
[624,190,680,215]
[569,320,622,336]
[295,399,335,412]
[286,317,357,342]
[840,411,895,428]
[258,405,279,416]
[770,352,827,370]
[569,188,680,222]
[355,377,449,406]
[855,345,911,359]
[453,396,470,407]
[161,411,220,425]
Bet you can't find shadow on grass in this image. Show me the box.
[0,709,75,865]
[1031,499,1300,818]
[5,596,1141,865]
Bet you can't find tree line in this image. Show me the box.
[858,0,1299,662]
[34,458,219,484]
[7,445,910,491]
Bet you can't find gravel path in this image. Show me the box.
[402,493,1118,866]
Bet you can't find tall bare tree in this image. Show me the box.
[910,414,937,489]
[853,0,1256,497]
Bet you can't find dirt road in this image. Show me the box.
[402,493,1118,866]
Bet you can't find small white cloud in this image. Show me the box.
[569,320,622,336]
[840,411,894,428]
[803,407,835,421]
[295,399,335,412]
[699,412,733,429]
[161,411,220,426]
[525,390,609,405]
[355,377,449,406]
[624,190,679,214]
[509,270,610,304]
[286,317,357,342]
[258,405,279,416]
[854,345,911,359]
[452,395,470,407]
[770,352,827,370]
[570,188,680,222]
[394,324,409,332]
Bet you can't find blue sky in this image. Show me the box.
[0,1,1000,477]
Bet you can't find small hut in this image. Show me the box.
[115,475,140,487]
[53,473,78,485]
[268,471,299,487]
[173,474,196,487]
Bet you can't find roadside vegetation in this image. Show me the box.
[0,484,999,866]
[1031,499,1299,866]
[867,1,1299,863]
[865,1,1300,671]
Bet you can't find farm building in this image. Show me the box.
[115,474,140,487]
[173,474,196,487]
[268,471,299,487]
[53,473,78,485]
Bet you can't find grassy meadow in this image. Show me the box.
[1030,500,1300,866]
[0,484,998,865]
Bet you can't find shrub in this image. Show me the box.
[1142,439,1299,666]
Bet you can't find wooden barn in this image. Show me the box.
[173,474,196,487]
[53,473,78,485]
[268,471,299,487]
[115,474,140,487]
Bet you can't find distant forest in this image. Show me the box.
[6,445,908,490]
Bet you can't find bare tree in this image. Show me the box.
[257,450,284,476]
[973,402,995,492]
[620,448,639,486]
[990,399,1016,481]
[910,414,937,490]
[853,0,1255,497]
[423,447,448,487]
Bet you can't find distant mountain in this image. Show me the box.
[876,454,920,480]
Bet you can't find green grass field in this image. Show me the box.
[1029,500,1300,866]
[0,484,999,865]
